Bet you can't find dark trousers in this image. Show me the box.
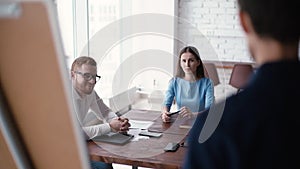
[90,161,113,169]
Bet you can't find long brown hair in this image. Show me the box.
[175,46,205,79]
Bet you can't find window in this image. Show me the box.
[56,0,175,99]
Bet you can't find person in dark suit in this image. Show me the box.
[183,0,300,168]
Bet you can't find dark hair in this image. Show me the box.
[237,0,300,44]
[71,56,97,71]
[175,46,205,79]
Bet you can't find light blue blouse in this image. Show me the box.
[163,77,214,112]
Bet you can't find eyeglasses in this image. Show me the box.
[74,71,101,82]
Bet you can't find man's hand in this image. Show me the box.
[109,117,131,132]
[118,117,130,132]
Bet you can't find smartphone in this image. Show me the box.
[164,142,179,152]
[139,131,162,138]
[166,110,180,116]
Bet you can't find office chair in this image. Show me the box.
[229,63,254,93]
[204,63,220,86]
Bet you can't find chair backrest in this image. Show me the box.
[204,63,220,86]
[229,63,254,92]
[109,87,137,114]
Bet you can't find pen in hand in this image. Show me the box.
[166,110,180,116]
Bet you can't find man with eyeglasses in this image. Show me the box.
[71,56,130,169]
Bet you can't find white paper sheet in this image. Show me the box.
[129,120,154,129]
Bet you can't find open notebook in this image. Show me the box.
[92,132,134,145]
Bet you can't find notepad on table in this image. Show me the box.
[129,120,154,130]
[92,132,134,145]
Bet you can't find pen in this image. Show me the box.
[166,110,180,116]
[115,111,122,117]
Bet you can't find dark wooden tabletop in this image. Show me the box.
[87,109,194,169]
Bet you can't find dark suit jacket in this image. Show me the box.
[183,60,300,169]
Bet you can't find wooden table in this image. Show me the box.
[87,109,195,169]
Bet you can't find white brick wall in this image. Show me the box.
[177,0,252,62]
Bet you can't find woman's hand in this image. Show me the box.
[179,106,193,118]
[161,111,171,123]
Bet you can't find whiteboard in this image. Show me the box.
[0,1,90,169]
